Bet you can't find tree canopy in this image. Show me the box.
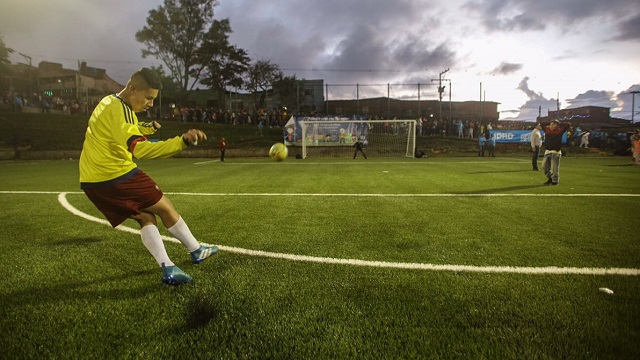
[0,33,14,76]
[246,60,284,109]
[197,18,250,109]
[135,0,218,101]
[135,1,298,111]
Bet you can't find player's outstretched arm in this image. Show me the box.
[131,129,208,160]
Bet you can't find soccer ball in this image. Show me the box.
[269,142,288,162]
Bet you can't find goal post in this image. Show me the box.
[299,119,416,159]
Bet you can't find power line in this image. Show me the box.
[281,67,403,73]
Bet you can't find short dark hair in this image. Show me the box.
[131,67,163,90]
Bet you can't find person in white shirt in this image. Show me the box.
[580,131,590,148]
[530,124,543,171]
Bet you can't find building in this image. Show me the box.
[538,106,631,129]
[2,61,122,112]
[325,97,499,123]
[38,61,122,106]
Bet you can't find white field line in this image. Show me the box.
[165,192,640,197]
[52,191,640,276]
[4,191,639,197]
[201,160,530,165]
[193,159,219,165]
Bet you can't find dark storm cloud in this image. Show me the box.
[488,62,523,76]
[220,0,455,87]
[463,0,640,37]
[613,14,640,41]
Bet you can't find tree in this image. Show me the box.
[148,65,181,100]
[245,60,283,109]
[0,33,14,77]
[135,0,218,102]
[272,75,305,112]
[198,19,250,110]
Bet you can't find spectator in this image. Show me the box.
[219,137,226,162]
[478,133,486,157]
[580,131,591,148]
[488,135,496,157]
[530,124,542,171]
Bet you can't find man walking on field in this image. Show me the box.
[79,68,217,285]
[541,119,571,186]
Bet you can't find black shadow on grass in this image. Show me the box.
[0,268,162,309]
[183,293,219,329]
[52,237,102,246]
[455,184,547,194]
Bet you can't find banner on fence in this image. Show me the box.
[488,130,567,144]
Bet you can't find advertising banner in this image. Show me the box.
[489,130,568,144]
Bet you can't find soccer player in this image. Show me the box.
[79,68,217,285]
[353,138,367,159]
[542,119,571,185]
[219,137,226,162]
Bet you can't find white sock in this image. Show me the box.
[166,216,200,252]
[140,225,173,267]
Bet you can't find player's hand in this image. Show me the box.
[182,129,207,146]
[152,120,162,129]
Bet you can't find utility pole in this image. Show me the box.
[18,52,32,97]
[432,68,449,134]
[630,91,640,123]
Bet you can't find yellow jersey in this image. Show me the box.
[79,94,187,188]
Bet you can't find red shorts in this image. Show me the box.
[83,170,164,227]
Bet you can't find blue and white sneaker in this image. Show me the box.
[161,263,193,285]
[190,244,219,264]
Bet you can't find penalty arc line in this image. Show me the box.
[56,192,640,276]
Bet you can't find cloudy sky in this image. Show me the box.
[2,0,639,121]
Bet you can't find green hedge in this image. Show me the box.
[0,112,283,151]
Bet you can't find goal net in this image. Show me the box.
[296,119,416,159]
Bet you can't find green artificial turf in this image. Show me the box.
[0,156,638,359]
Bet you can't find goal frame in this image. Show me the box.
[299,119,416,159]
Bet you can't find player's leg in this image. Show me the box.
[532,146,539,170]
[551,153,561,184]
[542,154,552,184]
[144,195,218,264]
[131,211,192,285]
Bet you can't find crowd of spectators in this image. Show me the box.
[1,90,86,115]
[161,106,290,128]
